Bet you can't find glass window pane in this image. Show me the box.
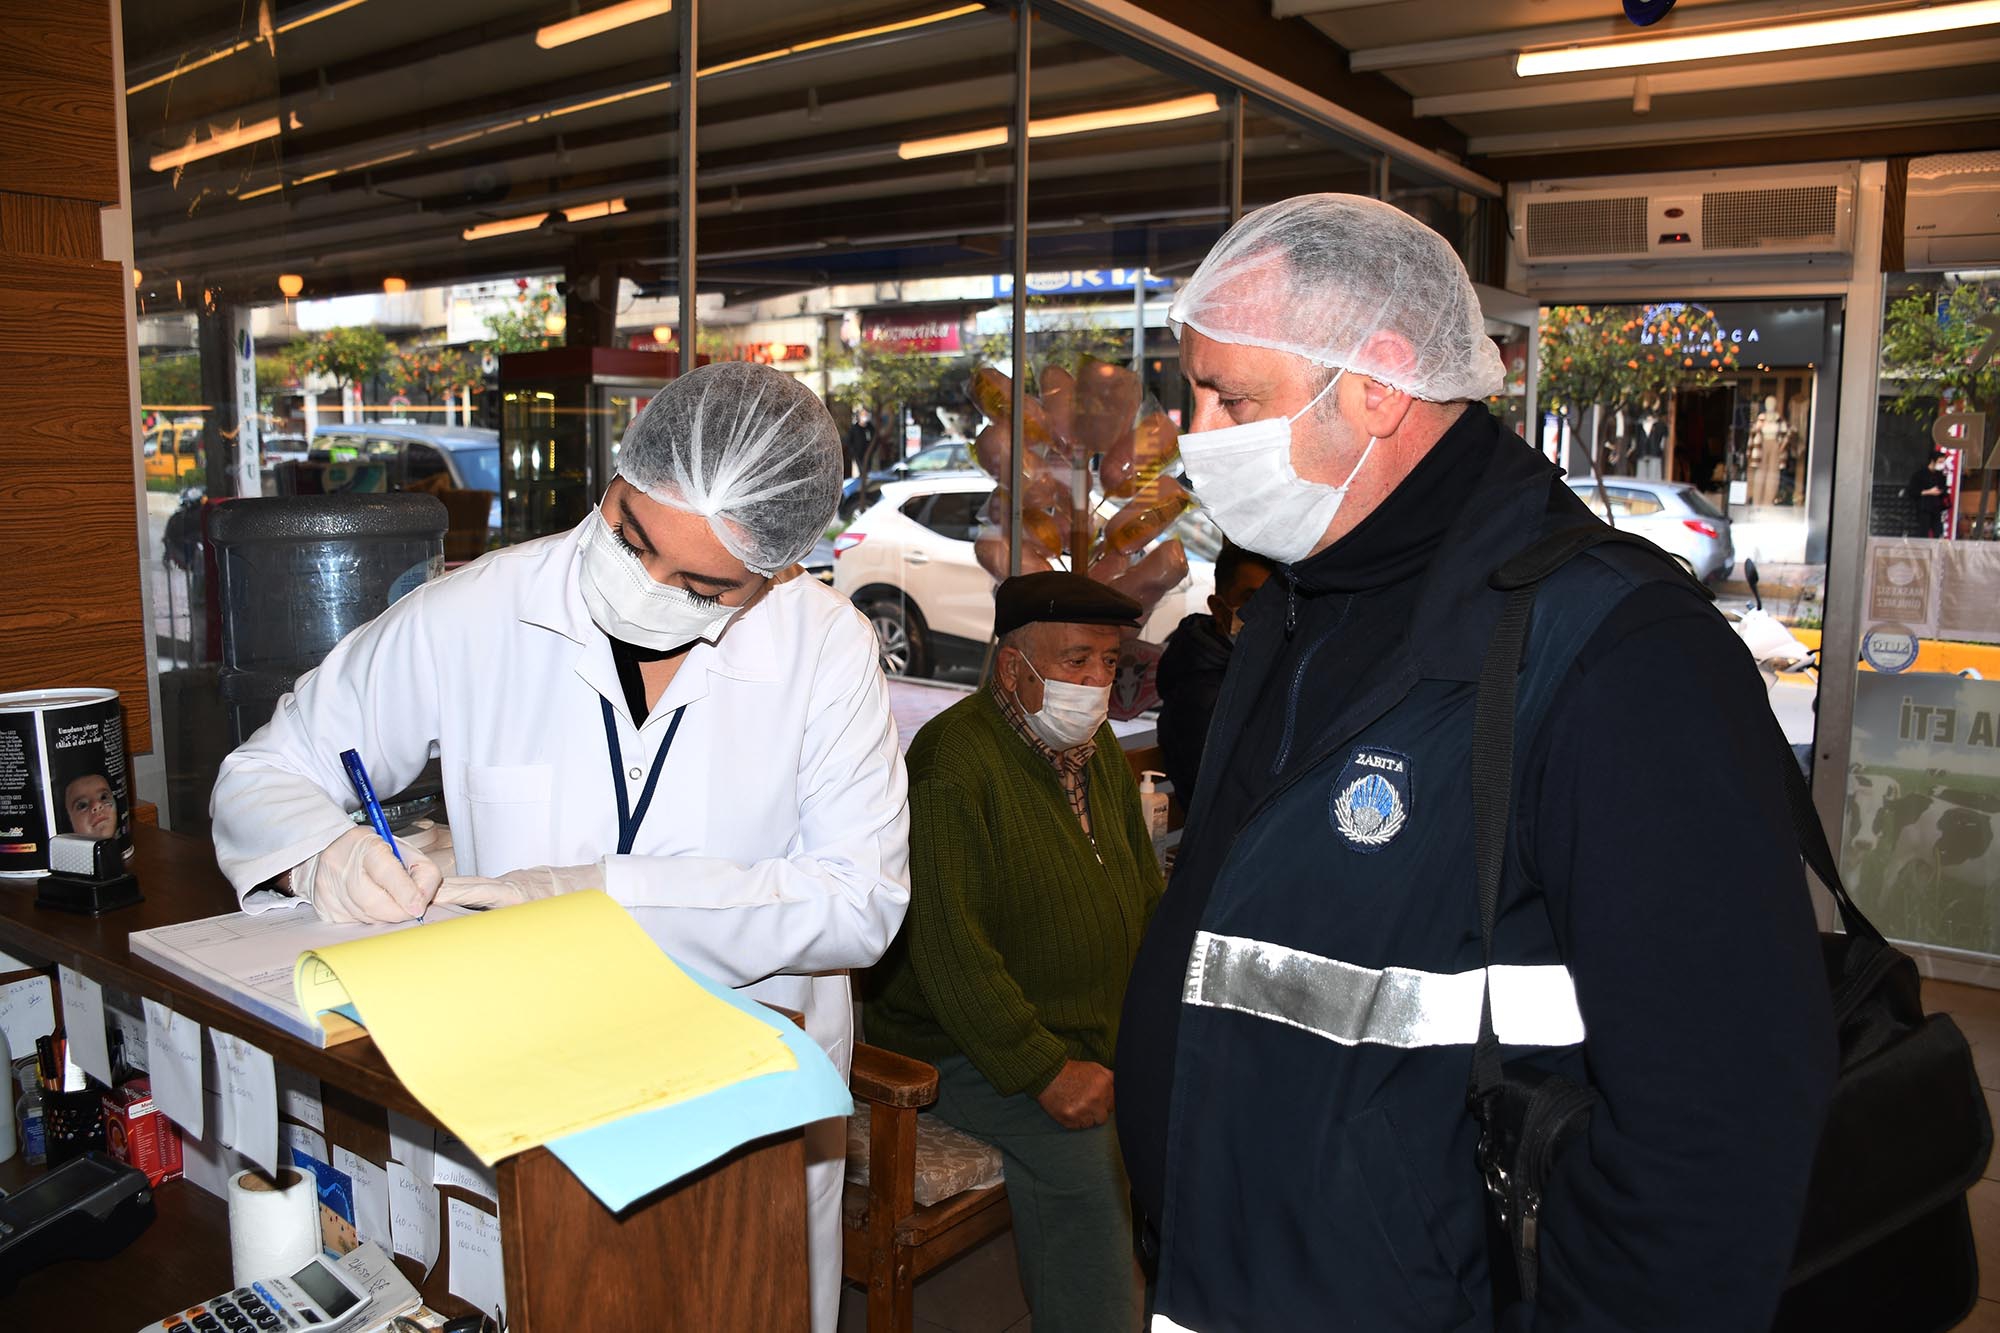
[1837,270,2000,964]
[128,0,678,830]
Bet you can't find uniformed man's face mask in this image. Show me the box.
[1177,368,1378,565]
[579,512,743,652]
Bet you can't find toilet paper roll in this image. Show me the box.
[228,1167,320,1286]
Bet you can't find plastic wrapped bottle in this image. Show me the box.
[1104,475,1191,554]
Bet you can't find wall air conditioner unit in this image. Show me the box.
[1514,171,1854,267]
[1905,152,2000,271]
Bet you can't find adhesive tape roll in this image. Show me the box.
[228,1167,320,1286]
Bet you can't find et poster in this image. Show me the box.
[1842,671,2000,956]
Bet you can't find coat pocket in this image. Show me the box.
[1338,1105,1478,1330]
[459,762,554,876]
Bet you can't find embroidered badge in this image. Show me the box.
[1331,747,1412,852]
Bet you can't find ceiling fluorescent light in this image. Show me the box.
[899,92,1220,160]
[148,112,301,172]
[1516,0,2000,76]
[463,212,550,241]
[562,198,628,222]
[700,4,985,76]
[536,0,672,50]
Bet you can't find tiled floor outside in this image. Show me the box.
[839,976,2000,1333]
[1937,978,2000,1332]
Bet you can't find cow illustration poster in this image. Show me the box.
[1844,671,2000,956]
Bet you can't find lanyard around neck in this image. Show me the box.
[600,695,687,856]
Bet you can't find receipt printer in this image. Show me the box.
[0,1151,156,1293]
[36,833,142,915]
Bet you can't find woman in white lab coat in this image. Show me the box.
[210,362,910,1332]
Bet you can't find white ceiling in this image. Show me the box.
[1278,0,2000,158]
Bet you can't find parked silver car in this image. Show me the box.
[1565,477,1735,583]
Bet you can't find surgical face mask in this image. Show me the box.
[1177,369,1379,565]
[1015,655,1111,751]
[578,511,744,652]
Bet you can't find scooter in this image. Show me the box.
[1728,560,1819,771]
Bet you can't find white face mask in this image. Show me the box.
[1177,368,1379,565]
[578,512,744,652]
[1016,655,1111,751]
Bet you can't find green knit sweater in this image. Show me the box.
[864,689,1164,1097]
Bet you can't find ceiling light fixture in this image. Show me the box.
[562,198,628,222]
[1515,0,2000,76]
[278,273,305,297]
[698,5,984,77]
[536,0,672,50]
[148,112,301,172]
[383,276,408,294]
[897,92,1221,161]
[463,212,550,241]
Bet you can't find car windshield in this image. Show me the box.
[1680,489,1726,520]
[450,447,501,492]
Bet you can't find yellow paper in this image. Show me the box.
[293,890,794,1164]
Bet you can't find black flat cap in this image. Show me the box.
[994,571,1143,640]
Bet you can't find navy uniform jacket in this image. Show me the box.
[1119,419,1836,1331]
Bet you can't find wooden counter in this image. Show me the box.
[0,826,808,1330]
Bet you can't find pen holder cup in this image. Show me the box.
[43,1087,105,1167]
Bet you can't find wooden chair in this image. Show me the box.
[842,1042,1012,1333]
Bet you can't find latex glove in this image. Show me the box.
[292,826,442,924]
[399,818,456,877]
[433,863,600,911]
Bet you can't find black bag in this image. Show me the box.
[1467,526,1993,1330]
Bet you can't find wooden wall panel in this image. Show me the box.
[0,221,151,749]
[0,193,102,260]
[0,3,119,203]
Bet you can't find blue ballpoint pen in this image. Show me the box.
[339,748,407,868]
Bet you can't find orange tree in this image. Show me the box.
[482,280,565,353]
[1539,303,1740,482]
[388,342,486,405]
[283,326,391,400]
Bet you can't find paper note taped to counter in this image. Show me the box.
[291,889,796,1165]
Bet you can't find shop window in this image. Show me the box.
[1836,267,2000,971]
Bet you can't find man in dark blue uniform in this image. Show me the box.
[1116,194,1835,1331]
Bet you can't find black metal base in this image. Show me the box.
[34,871,142,915]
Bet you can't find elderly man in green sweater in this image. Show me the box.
[867,571,1165,1333]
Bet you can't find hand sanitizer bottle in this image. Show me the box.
[1139,771,1170,839]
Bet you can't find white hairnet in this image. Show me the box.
[616,361,841,574]
[1168,193,1505,403]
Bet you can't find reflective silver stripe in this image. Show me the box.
[1183,930,1585,1050]
[1151,1316,1202,1333]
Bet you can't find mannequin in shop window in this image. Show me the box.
[1635,401,1667,481]
[1749,395,1791,507]
[1778,389,1811,506]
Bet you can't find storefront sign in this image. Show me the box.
[1844,671,2000,956]
[988,270,1171,298]
[1861,625,1921,674]
[861,313,964,354]
[1637,300,1825,366]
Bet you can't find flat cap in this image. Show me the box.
[994,571,1143,640]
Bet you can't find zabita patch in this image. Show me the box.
[1330,747,1412,853]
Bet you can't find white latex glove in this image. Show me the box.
[399,818,456,877]
[291,826,443,924]
[432,863,600,911]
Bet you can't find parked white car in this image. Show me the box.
[1564,477,1735,584]
[832,475,1216,677]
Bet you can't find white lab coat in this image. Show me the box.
[210,517,911,1332]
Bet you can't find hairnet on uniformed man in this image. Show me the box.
[616,361,843,574]
[1167,193,1506,403]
